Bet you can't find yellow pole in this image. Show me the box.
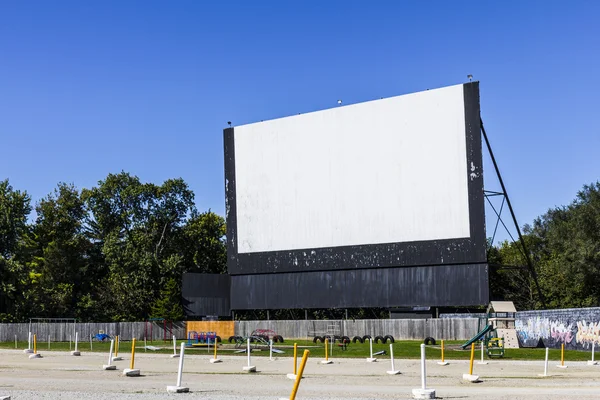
[33,334,37,354]
[130,338,136,369]
[469,343,475,375]
[293,343,298,375]
[214,338,218,360]
[324,338,329,361]
[115,335,119,357]
[289,350,310,400]
[441,340,445,363]
[561,343,565,366]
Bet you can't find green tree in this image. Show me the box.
[0,179,32,321]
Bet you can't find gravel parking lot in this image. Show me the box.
[1,348,600,399]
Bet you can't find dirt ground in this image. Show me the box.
[1,348,600,399]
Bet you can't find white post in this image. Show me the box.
[173,335,177,355]
[593,342,596,362]
[478,341,488,364]
[90,334,93,351]
[176,343,185,387]
[14,334,17,349]
[69,334,72,351]
[331,337,333,357]
[107,340,114,366]
[269,339,273,361]
[390,344,395,371]
[421,343,427,390]
[28,331,32,349]
[144,337,147,352]
[247,338,251,367]
[48,335,50,350]
[75,332,79,352]
[370,338,373,358]
[544,347,549,376]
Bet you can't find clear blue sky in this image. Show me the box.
[1,1,599,244]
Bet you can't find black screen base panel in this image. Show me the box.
[182,273,231,317]
[230,263,489,310]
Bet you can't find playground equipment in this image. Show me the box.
[145,318,173,343]
[187,331,220,347]
[251,329,284,343]
[487,301,519,349]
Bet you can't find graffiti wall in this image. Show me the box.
[516,307,600,350]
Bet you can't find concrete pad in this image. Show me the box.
[286,373,297,380]
[0,395,11,400]
[477,361,489,365]
[386,370,401,375]
[412,388,436,399]
[366,358,377,363]
[28,354,42,359]
[242,365,256,372]
[102,365,117,370]
[538,373,548,377]
[70,351,81,356]
[111,357,123,361]
[166,386,189,393]
[170,354,180,358]
[23,349,33,354]
[320,360,333,364]
[556,365,568,369]
[437,361,449,366]
[122,368,140,377]
[462,373,480,382]
[587,360,597,365]
[209,358,222,363]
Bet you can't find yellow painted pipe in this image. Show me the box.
[115,335,119,357]
[214,338,218,360]
[130,338,136,369]
[561,343,565,366]
[441,340,445,363]
[469,343,475,375]
[33,334,37,354]
[289,350,310,400]
[293,343,298,375]
[324,338,329,361]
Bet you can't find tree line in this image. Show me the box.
[0,172,225,322]
[2,173,599,322]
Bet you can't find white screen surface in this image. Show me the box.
[233,84,470,254]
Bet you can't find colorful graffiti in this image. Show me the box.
[516,312,600,349]
[576,321,600,347]
[516,317,574,344]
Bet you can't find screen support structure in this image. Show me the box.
[480,118,547,308]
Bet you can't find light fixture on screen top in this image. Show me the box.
[337,99,342,106]
[467,74,473,82]
[227,121,232,127]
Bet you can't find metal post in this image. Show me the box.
[289,350,310,400]
[130,338,136,369]
[107,340,114,366]
[247,338,251,367]
[75,332,79,352]
[592,342,596,362]
[176,343,185,387]
[420,343,426,390]
[480,119,546,308]
[369,338,373,358]
[173,335,177,355]
[544,347,549,376]
[269,339,273,361]
[390,343,395,371]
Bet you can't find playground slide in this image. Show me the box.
[461,324,494,349]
